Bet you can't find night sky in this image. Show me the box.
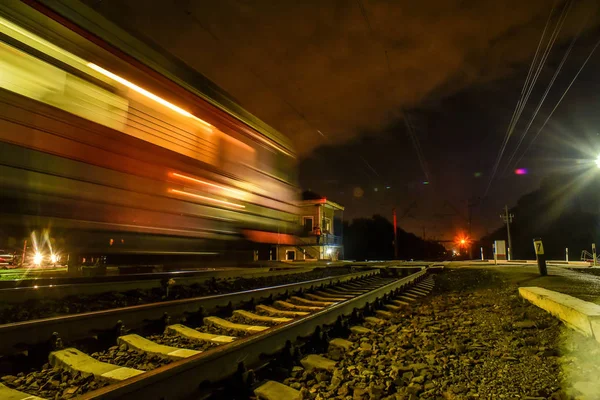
[86,0,600,241]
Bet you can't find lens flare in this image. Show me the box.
[33,252,43,265]
[50,254,58,264]
[515,168,528,175]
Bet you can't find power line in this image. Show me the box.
[403,110,431,182]
[513,36,600,166]
[484,0,563,197]
[502,9,588,175]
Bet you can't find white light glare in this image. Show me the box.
[33,252,43,266]
[595,154,600,169]
[50,254,58,264]
[326,248,333,255]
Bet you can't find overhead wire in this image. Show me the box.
[513,36,600,167]
[483,0,561,197]
[502,7,589,175]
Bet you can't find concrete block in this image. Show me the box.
[329,338,354,351]
[166,324,236,344]
[397,295,416,302]
[300,354,337,371]
[519,287,600,339]
[256,304,309,317]
[233,310,292,324]
[392,299,410,306]
[203,316,269,334]
[384,304,401,312]
[254,380,301,400]
[118,334,200,360]
[50,348,143,383]
[0,383,44,400]
[350,326,373,334]
[290,296,335,307]
[407,289,428,296]
[274,300,322,311]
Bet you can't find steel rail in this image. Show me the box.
[80,268,427,399]
[0,269,383,355]
[0,266,322,303]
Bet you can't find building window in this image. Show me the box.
[302,216,314,234]
[322,217,331,234]
[286,250,296,261]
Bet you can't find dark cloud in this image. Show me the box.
[85,0,600,155]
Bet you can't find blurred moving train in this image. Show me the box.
[0,1,300,263]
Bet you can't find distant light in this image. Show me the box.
[596,154,600,168]
[386,186,391,189]
[374,187,379,192]
[474,172,482,178]
[87,63,212,128]
[514,168,528,175]
[33,252,43,266]
[50,253,58,264]
[326,248,333,255]
[422,181,429,185]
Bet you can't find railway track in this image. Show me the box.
[0,266,432,399]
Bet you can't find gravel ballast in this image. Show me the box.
[283,269,600,399]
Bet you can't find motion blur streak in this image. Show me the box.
[88,62,212,129]
[0,2,299,257]
[169,189,246,209]
[171,172,245,196]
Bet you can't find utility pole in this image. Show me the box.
[393,208,398,259]
[500,205,514,260]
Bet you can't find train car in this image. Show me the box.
[0,1,300,265]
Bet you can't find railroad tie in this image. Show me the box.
[384,304,401,312]
[166,324,236,344]
[203,316,269,334]
[233,310,292,324]
[397,295,416,303]
[50,348,144,383]
[322,289,363,296]
[118,334,201,360]
[300,354,337,372]
[375,310,394,319]
[350,326,374,335]
[364,316,387,325]
[391,299,410,307]
[273,300,322,311]
[304,293,348,302]
[255,304,309,317]
[407,289,428,296]
[314,290,354,299]
[254,380,301,400]
[0,383,45,400]
[289,296,335,307]
[328,338,354,351]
